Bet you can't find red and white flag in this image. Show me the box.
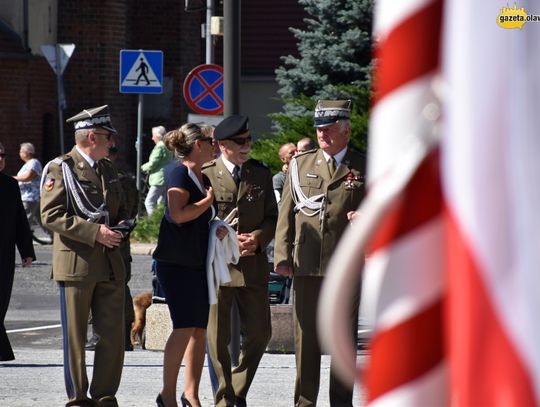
[318,0,540,405]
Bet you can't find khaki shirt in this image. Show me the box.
[203,157,278,287]
[274,148,366,276]
[41,147,128,282]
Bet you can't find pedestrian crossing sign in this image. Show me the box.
[119,49,163,94]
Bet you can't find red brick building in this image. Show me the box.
[0,0,305,173]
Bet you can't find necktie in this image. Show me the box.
[232,165,241,186]
[328,157,336,177]
[92,162,98,172]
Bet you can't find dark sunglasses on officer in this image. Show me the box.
[229,135,252,145]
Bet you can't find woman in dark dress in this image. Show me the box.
[154,124,227,407]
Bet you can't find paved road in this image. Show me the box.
[1,244,366,406]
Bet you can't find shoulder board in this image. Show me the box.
[51,154,72,166]
[295,148,317,158]
[202,160,217,169]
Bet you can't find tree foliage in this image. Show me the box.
[250,0,374,174]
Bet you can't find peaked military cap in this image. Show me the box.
[66,105,117,134]
[314,99,351,128]
[214,115,249,140]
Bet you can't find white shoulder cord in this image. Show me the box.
[288,157,326,217]
[41,159,109,225]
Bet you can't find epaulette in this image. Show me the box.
[202,160,217,169]
[295,148,317,158]
[51,154,72,166]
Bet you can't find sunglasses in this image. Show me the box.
[229,136,252,145]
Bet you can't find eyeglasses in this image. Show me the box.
[229,136,252,145]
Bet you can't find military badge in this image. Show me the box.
[245,184,263,202]
[344,171,364,190]
[44,177,55,191]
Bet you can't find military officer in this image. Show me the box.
[203,115,278,407]
[41,105,129,407]
[274,100,366,407]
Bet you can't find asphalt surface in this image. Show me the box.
[1,243,366,406]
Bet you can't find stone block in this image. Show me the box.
[267,304,294,353]
[144,303,172,351]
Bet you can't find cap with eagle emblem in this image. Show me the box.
[66,105,117,134]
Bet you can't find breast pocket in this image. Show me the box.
[216,191,235,219]
[300,177,323,197]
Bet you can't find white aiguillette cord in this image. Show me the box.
[288,156,327,231]
[41,159,109,224]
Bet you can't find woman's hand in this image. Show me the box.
[204,186,215,205]
[216,225,228,240]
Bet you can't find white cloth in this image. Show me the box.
[206,219,239,304]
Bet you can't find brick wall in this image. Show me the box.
[0,56,56,174]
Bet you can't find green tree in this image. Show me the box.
[250,0,373,174]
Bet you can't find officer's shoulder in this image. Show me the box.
[293,148,318,163]
[246,158,269,170]
[202,159,217,170]
[48,154,72,168]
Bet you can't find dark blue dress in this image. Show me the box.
[155,162,213,329]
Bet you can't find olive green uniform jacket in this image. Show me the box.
[274,148,366,276]
[203,157,278,287]
[41,147,128,282]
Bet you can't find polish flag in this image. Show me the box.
[318,0,540,405]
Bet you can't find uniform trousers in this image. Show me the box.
[59,279,125,406]
[293,276,359,407]
[207,284,272,406]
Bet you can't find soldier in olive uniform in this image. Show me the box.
[203,115,278,407]
[41,105,129,407]
[274,100,366,407]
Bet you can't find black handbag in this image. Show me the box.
[152,216,203,267]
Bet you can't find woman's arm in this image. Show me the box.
[167,186,214,224]
[14,169,37,182]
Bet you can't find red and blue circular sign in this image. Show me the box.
[183,64,224,115]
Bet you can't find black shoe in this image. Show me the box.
[235,397,247,407]
[85,332,99,351]
[156,393,165,407]
[180,393,192,407]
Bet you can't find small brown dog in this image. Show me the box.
[131,292,152,348]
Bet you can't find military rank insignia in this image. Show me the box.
[44,177,55,191]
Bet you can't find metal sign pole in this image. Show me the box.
[136,94,144,215]
[55,45,65,154]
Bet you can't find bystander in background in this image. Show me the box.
[141,126,173,215]
[13,143,43,230]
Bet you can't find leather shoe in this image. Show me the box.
[235,397,247,407]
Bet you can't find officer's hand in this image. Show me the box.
[237,233,258,257]
[347,210,360,222]
[22,257,33,268]
[216,225,228,240]
[275,265,293,278]
[96,225,123,248]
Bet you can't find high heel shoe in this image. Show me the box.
[180,392,193,407]
[156,393,165,407]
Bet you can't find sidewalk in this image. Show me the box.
[0,348,365,406]
[130,242,156,256]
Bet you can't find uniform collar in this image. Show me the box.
[322,147,347,166]
[75,145,97,168]
[221,156,242,175]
